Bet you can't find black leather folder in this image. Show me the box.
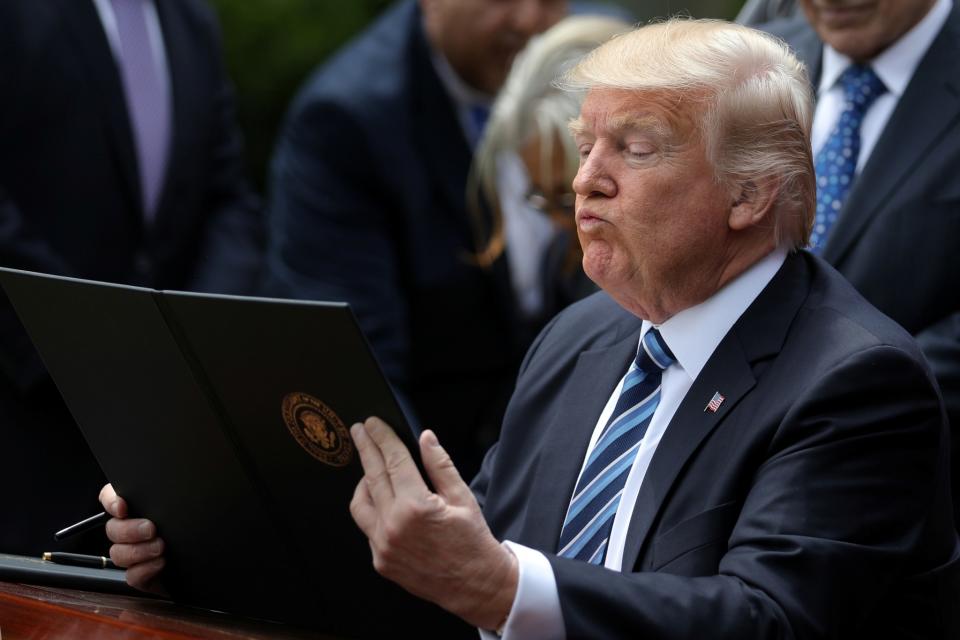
[0,267,467,638]
[0,553,134,595]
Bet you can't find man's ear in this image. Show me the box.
[728,176,780,231]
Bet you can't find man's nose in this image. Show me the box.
[573,151,615,198]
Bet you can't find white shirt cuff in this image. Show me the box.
[477,541,564,640]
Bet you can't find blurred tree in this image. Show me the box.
[208,0,393,190]
[209,0,745,191]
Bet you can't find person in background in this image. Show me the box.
[762,0,960,527]
[468,14,630,329]
[0,0,262,555]
[103,19,959,638]
[260,0,567,480]
[737,0,798,25]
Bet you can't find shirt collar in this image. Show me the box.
[641,248,788,382]
[426,33,493,111]
[819,0,952,99]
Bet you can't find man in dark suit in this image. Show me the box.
[0,0,262,554]
[762,0,960,526]
[260,0,566,480]
[105,19,960,637]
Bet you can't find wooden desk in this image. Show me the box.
[0,581,333,639]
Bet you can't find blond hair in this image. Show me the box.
[469,15,632,265]
[565,19,815,248]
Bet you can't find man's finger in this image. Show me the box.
[125,556,167,594]
[351,421,394,508]
[99,483,127,518]
[363,417,428,497]
[105,518,156,544]
[109,537,165,568]
[350,478,377,536]
[420,430,474,505]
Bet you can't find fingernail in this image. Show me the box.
[423,430,439,447]
[138,521,152,538]
[111,500,120,514]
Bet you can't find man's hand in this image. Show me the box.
[99,483,167,594]
[349,417,518,630]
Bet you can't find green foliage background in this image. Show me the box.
[208,0,744,192]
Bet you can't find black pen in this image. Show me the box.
[53,511,110,541]
[42,551,118,570]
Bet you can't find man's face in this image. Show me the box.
[799,0,936,62]
[421,0,567,94]
[571,88,736,323]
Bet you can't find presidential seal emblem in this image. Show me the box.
[281,392,353,467]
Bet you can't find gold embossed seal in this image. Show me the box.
[281,392,353,467]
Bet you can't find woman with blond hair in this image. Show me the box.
[469,15,631,330]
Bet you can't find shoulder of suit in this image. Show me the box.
[795,254,927,363]
[298,0,419,107]
[540,290,637,345]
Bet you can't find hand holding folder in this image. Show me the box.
[99,484,166,595]
[0,266,468,636]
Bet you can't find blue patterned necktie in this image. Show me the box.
[557,328,675,564]
[467,104,490,148]
[810,65,886,252]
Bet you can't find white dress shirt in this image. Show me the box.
[481,248,788,639]
[811,0,951,171]
[428,43,493,148]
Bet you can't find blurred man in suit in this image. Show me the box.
[0,0,262,554]
[763,0,960,526]
[261,0,567,479]
[105,19,960,638]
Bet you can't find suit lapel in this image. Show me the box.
[791,21,823,86]
[620,338,755,567]
[823,10,960,265]
[56,0,142,218]
[620,253,812,568]
[407,11,523,342]
[518,328,641,552]
[409,17,474,230]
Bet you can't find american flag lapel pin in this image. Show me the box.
[705,391,725,413]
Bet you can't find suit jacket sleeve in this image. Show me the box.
[184,4,263,295]
[471,310,565,508]
[0,187,74,390]
[260,96,412,394]
[915,312,960,524]
[547,345,947,639]
[0,10,73,279]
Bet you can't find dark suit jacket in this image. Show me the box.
[0,0,262,554]
[474,252,960,638]
[261,0,525,479]
[764,5,960,527]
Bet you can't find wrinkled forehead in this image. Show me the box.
[570,87,703,140]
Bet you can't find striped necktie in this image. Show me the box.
[810,64,886,252]
[557,328,675,564]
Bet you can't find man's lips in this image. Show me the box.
[576,209,607,232]
[814,2,875,27]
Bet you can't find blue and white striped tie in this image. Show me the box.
[557,328,675,564]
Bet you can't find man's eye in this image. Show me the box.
[577,144,593,160]
[626,144,653,159]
